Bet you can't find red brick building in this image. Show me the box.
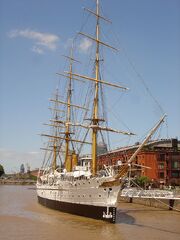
[97,139,180,186]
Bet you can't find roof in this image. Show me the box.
[98,138,180,157]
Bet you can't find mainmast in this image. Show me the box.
[64,49,73,165]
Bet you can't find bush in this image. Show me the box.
[0,164,5,176]
[29,174,37,181]
[134,176,150,188]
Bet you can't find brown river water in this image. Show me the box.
[0,185,180,240]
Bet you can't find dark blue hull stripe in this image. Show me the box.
[38,196,116,223]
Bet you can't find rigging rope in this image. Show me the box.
[109,26,165,116]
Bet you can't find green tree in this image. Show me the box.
[0,164,5,176]
[134,176,150,188]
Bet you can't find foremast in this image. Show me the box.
[71,0,131,176]
[92,0,100,176]
[86,0,130,176]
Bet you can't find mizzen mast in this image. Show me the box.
[52,89,59,170]
[42,88,64,171]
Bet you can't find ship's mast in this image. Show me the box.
[64,0,131,175]
[41,51,92,171]
[52,88,60,171]
[64,49,73,165]
[92,0,100,176]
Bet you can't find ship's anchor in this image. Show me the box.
[103,206,113,219]
[103,189,113,219]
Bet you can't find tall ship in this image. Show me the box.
[36,0,166,223]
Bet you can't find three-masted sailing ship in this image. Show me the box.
[36,0,166,223]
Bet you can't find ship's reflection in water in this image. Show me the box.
[0,186,179,240]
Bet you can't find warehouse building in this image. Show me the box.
[98,138,180,186]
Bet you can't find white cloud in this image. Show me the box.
[0,148,42,173]
[32,46,44,54]
[8,28,60,53]
[79,38,92,53]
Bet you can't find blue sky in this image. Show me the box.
[0,0,179,173]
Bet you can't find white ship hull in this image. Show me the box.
[36,176,120,223]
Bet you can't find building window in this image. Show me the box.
[172,161,178,169]
[159,154,165,161]
[171,171,179,178]
[159,172,164,178]
[158,163,164,169]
